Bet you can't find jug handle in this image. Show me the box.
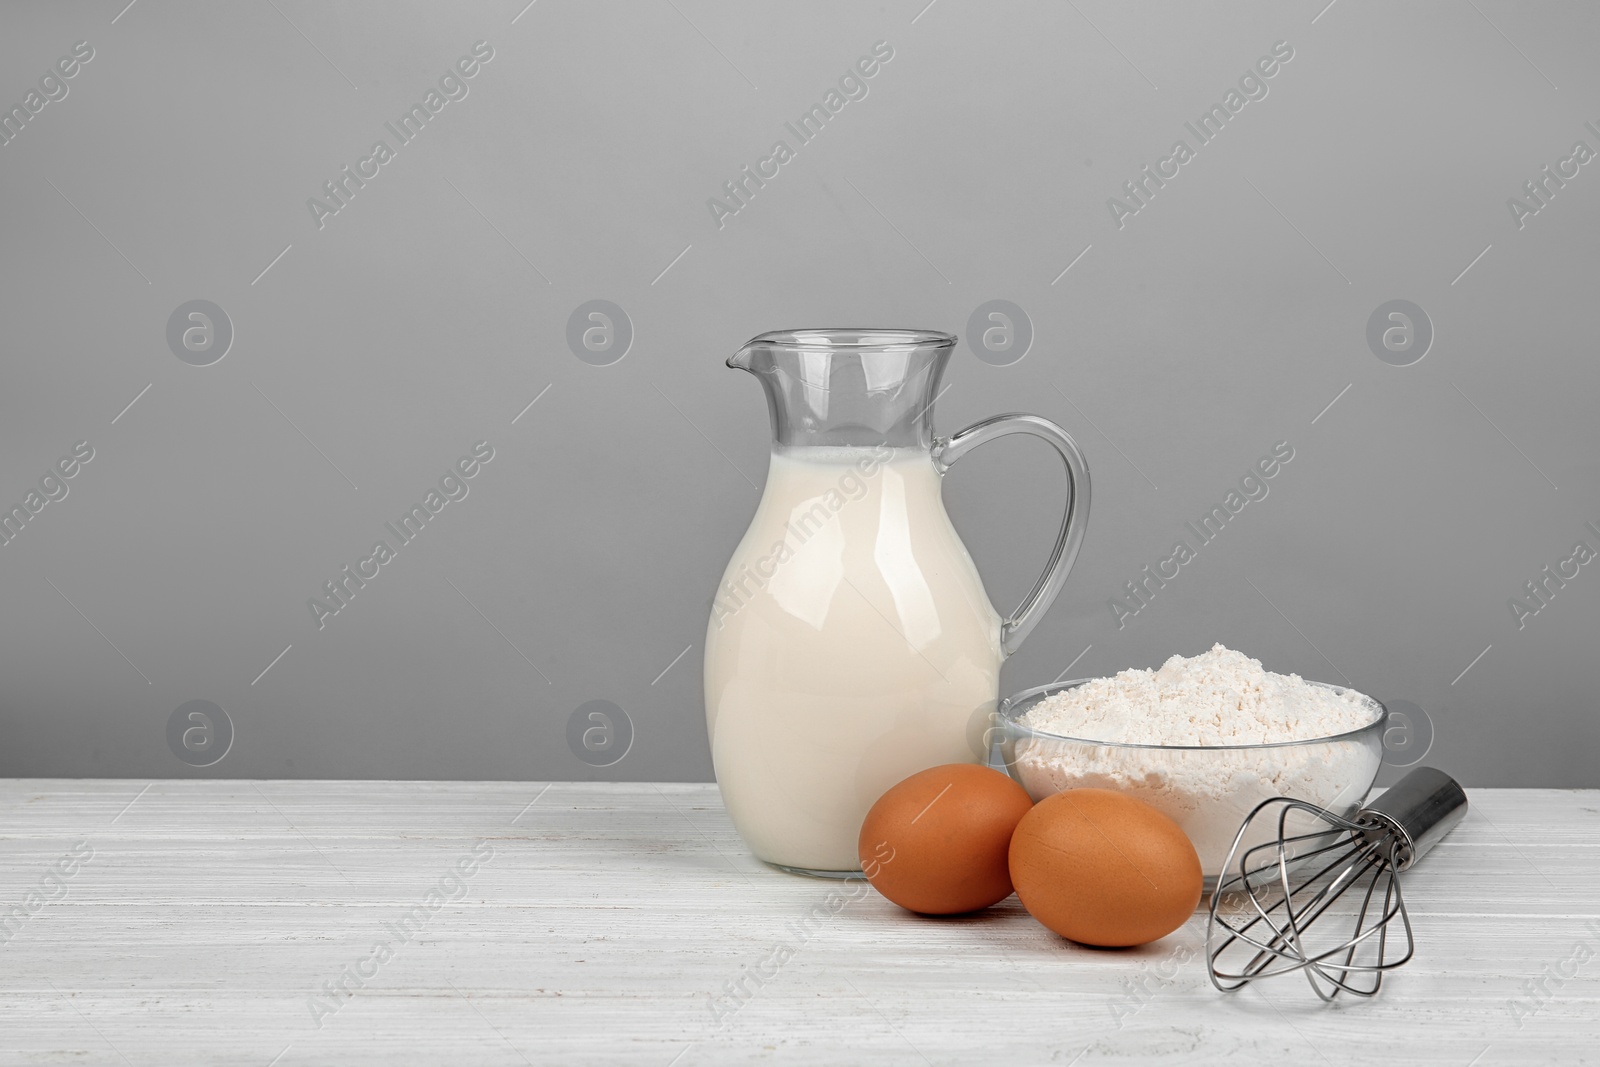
[932,413,1091,657]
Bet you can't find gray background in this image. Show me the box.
[1,0,1595,785]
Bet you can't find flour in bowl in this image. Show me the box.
[1020,643,1376,744]
[1008,644,1385,875]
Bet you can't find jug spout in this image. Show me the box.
[730,329,955,450]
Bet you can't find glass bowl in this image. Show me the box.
[994,678,1388,885]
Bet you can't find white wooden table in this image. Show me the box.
[0,781,1594,1065]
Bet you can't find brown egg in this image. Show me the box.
[858,763,1035,915]
[1008,788,1202,947]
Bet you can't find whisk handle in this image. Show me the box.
[1360,766,1468,871]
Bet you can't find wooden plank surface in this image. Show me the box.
[0,781,1595,1065]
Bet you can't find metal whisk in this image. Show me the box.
[1206,766,1468,1000]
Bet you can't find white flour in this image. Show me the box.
[1011,644,1384,873]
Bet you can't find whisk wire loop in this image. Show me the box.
[1208,796,1415,999]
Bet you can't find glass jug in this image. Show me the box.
[704,330,1090,876]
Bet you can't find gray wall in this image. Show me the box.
[1,0,1595,786]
